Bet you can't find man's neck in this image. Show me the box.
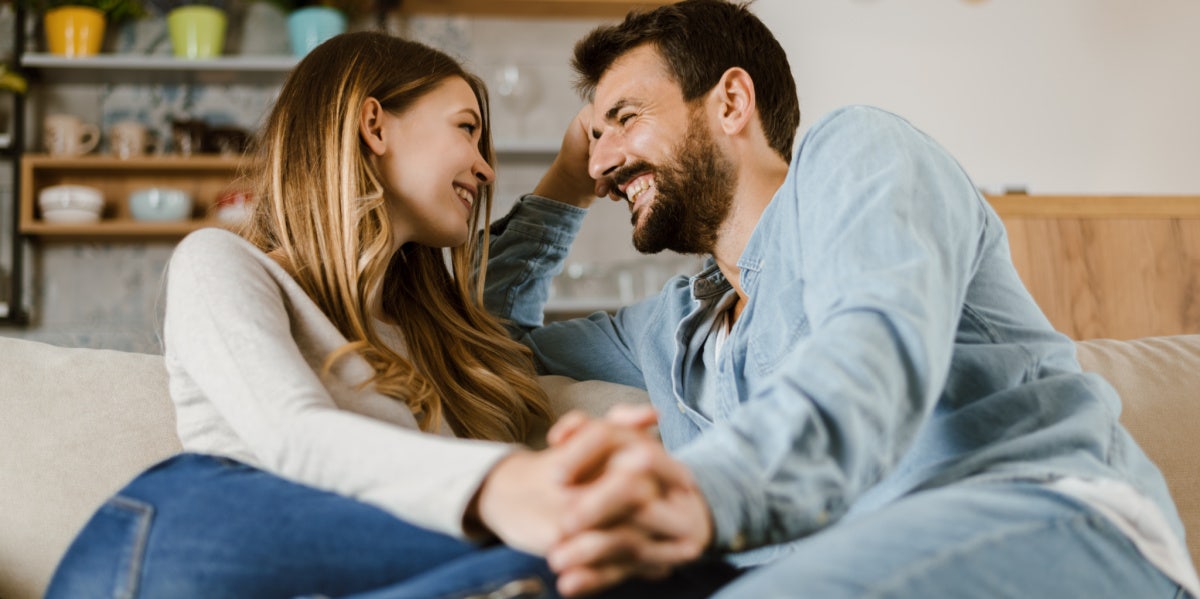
[711,148,790,323]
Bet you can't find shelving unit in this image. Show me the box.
[20,155,245,240]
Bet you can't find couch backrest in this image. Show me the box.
[0,337,180,599]
[1076,335,1200,575]
[1,335,1196,598]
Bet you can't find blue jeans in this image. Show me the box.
[47,453,740,599]
[712,480,1190,598]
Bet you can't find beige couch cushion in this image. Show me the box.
[0,337,650,599]
[1,335,1196,598]
[0,337,180,599]
[1076,335,1200,572]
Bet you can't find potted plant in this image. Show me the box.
[265,0,371,57]
[145,0,229,59]
[23,0,147,56]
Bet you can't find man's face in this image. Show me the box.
[588,45,736,255]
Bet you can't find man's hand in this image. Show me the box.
[547,411,715,597]
[532,106,604,208]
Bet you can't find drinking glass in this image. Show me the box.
[491,63,540,140]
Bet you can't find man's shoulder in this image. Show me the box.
[801,105,924,148]
[790,105,944,172]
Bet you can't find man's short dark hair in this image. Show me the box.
[572,0,800,161]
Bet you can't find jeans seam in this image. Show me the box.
[106,495,155,599]
[862,511,1097,599]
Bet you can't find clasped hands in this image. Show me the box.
[474,404,714,597]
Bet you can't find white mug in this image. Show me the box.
[44,114,99,157]
[109,120,149,159]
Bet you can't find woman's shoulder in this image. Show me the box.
[169,227,279,284]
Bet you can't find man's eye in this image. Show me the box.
[618,113,634,126]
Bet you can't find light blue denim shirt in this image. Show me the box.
[483,106,1184,561]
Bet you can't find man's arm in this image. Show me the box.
[546,108,991,581]
[677,106,988,551]
[481,109,660,388]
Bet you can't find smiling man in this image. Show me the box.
[483,1,1198,598]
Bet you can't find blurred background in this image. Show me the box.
[0,0,1197,351]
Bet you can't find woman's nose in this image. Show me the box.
[474,157,495,184]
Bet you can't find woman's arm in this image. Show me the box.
[164,228,514,538]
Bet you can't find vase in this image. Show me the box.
[167,5,227,59]
[43,6,106,57]
[287,6,345,57]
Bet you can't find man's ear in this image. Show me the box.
[360,97,387,156]
[712,67,756,136]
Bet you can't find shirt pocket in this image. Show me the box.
[747,278,810,375]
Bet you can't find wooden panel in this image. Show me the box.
[988,195,1200,340]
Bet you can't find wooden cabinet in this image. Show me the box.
[20,155,245,240]
[987,194,1200,340]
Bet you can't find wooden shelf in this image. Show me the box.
[399,0,670,18]
[20,154,248,241]
[21,219,227,240]
[20,53,296,84]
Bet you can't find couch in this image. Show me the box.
[2,334,1198,598]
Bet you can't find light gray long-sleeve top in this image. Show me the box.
[163,227,513,538]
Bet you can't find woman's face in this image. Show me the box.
[366,76,494,250]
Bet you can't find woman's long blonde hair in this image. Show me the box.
[240,31,551,443]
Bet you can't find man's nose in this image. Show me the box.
[588,132,622,181]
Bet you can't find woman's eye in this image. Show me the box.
[460,123,478,135]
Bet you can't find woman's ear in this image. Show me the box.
[360,97,387,156]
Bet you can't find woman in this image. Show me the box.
[46,32,735,599]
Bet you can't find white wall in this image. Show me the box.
[752,0,1200,194]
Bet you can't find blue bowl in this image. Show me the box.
[129,188,193,221]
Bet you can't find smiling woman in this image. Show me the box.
[41,31,563,598]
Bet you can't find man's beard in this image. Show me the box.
[629,121,737,255]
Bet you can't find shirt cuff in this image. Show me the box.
[490,194,588,248]
[675,435,768,553]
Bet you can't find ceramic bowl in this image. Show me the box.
[128,187,193,221]
[38,184,104,218]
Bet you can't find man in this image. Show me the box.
[479,1,1199,597]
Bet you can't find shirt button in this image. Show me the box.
[729,532,747,552]
[676,400,686,413]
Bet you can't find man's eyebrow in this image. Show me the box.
[591,98,638,138]
[604,98,635,122]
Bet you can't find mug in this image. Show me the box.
[109,120,149,159]
[171,118,208,156]
[44,114,99,156]
[203,126,249,156]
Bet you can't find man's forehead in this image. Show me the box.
[592,45,680,117]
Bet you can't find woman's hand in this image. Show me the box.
[469,450,573,555]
